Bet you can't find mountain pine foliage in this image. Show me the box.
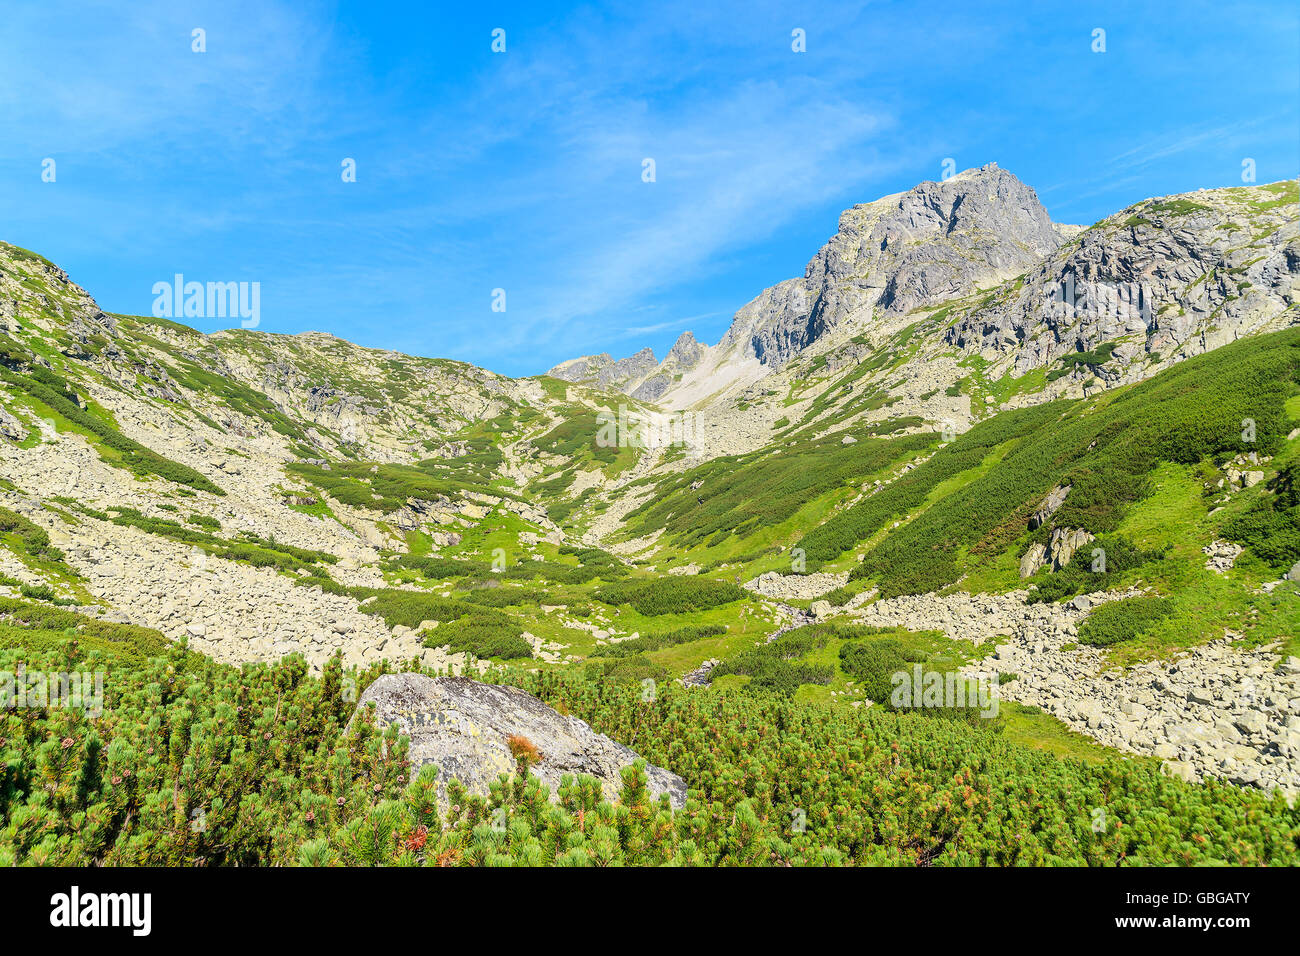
[2,603,1295,866]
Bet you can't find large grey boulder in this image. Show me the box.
[1019,542,1048,579]
[355,674,687,809]
[0,404,26,441]
[1048,527,1095,571]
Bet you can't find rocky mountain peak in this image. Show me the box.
[546,346,658,391]
[528,173,1295,439]
[666,331,704,368]
[720,164,1062,370]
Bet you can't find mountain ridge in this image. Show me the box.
[550,168,1298,436]
[1,173,1299,806]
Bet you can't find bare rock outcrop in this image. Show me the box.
[1019,526,1095,578]
[1028,484,1070,530]
[356,674,688,809]
[721,163,1062,369]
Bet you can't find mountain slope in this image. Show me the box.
[548,170,1298,476]
[1,169,1298,803]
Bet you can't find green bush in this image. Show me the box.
[582,654,669,686]
[393,555,487,579]
[594,577,747,615]
[0,506,62,563]
[587,624,727,659]
[838,637,919,703]
[426,612,532,660]
[711,630,834,695]
[0,607,1295,866]
[1077,596,1175,646]
[838,636,994,725]
[347,588,468,628]
[1222,461,1300,572]
[458,585,542,607]
[624,431,932,549]
[286,461,507,514]
[806,329,1298,597]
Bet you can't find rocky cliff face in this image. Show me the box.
[630,331,705,401]
[547,347,659,391]
[545,170,1297,446]
[720,163,1063,368]
[944,185,1300,383]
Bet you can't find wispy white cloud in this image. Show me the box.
[1107,114,1285,170]
[625,312,725,337]
[2,0,1295,376]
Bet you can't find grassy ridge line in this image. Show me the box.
[799,401,1066,569]
[622,430,935,552]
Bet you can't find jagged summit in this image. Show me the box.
[547,169,1298,430]
[546,347,658,391]
[718,163,1061,366]
[667,330,703,365]
[551,164,1069,403]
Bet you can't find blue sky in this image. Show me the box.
[1,1,1296,376]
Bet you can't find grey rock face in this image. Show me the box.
[1019,526,1094,578]
[722,278,824,368]
[630,331,706,400]
[546,352,615,383]
[547,348,659,391]
[630,372,673,402]
[0,404,26,441]
[719,164,1062,368]
[1049,527,1095,572]
[1028,484,1070,530]
[355,674,687,809]
[545,175,1296,422]
[945,183,1300,378]
[575,332,708,402]
[834,163,1060,316]
[666,330,704,369]
[603,347,658,387]
[1019,542,1047,579]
